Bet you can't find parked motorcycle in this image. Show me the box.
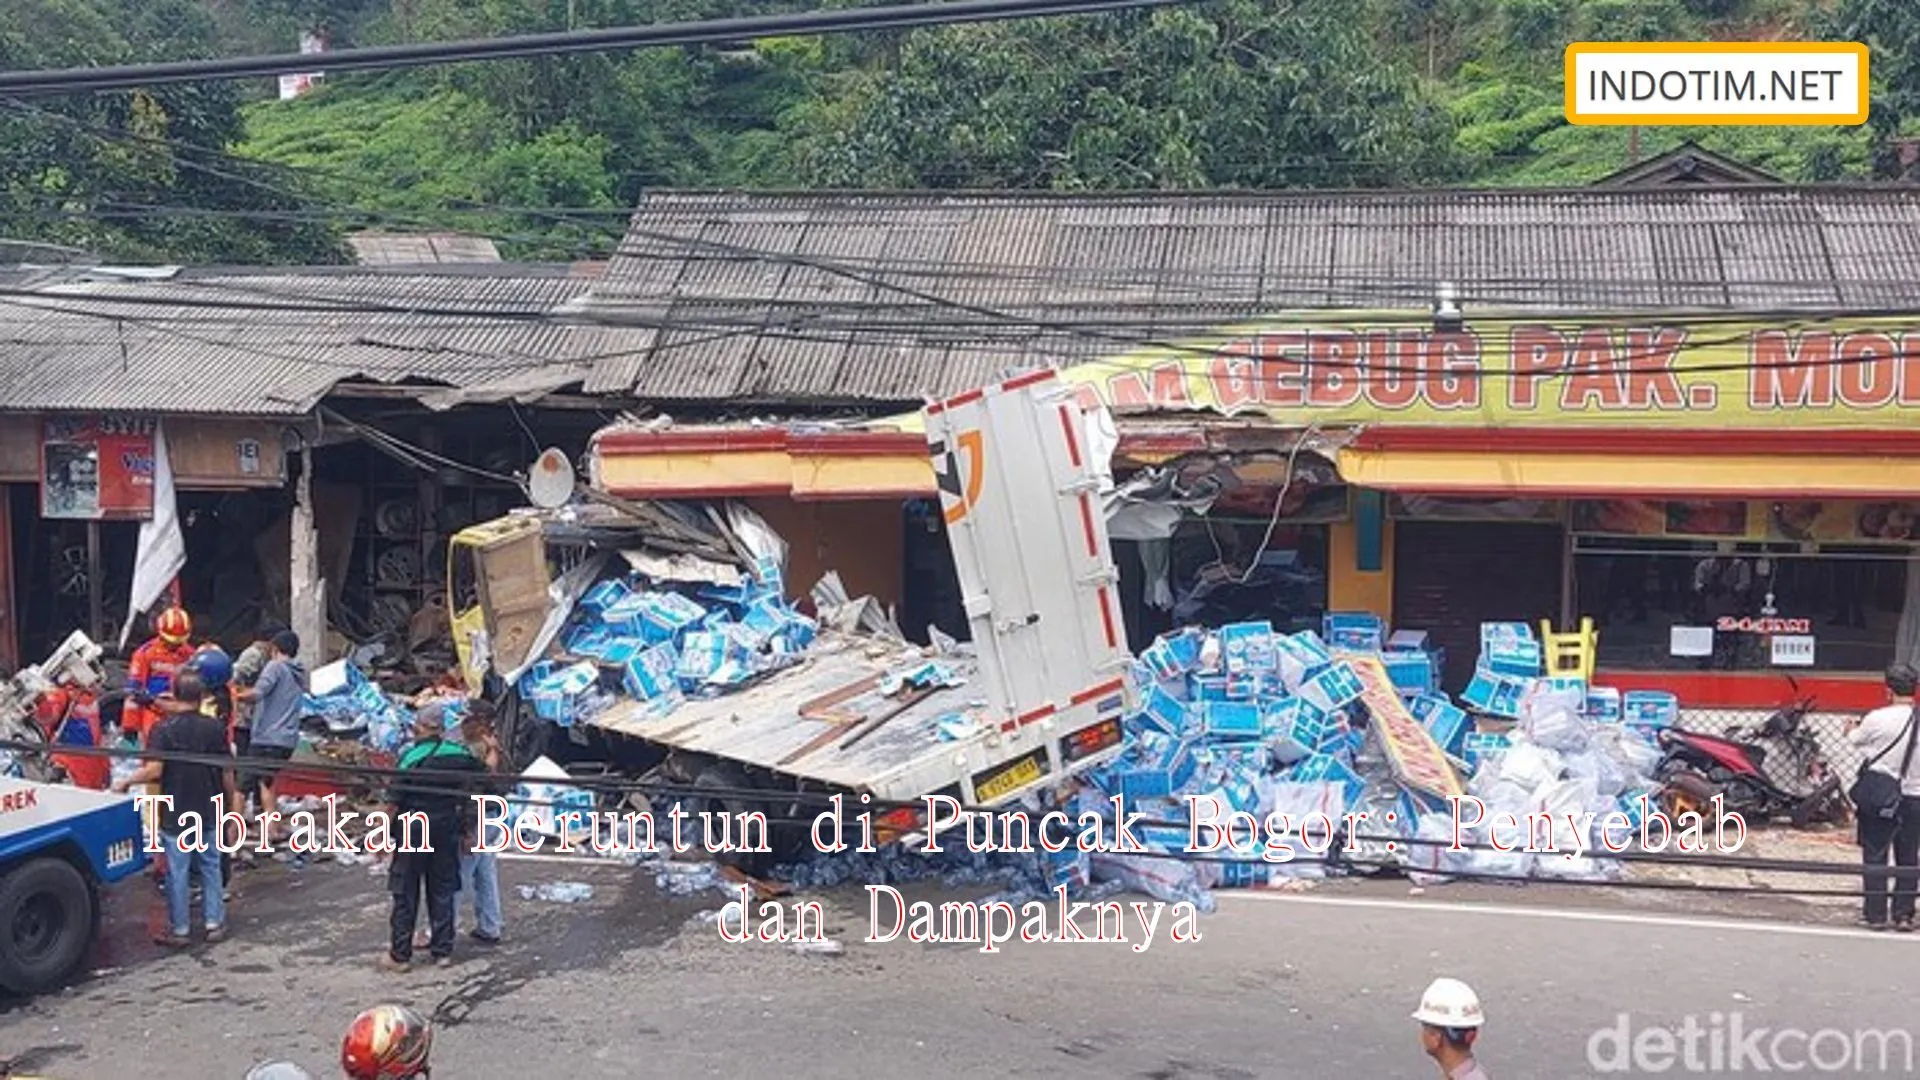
[1654,681,1848,828]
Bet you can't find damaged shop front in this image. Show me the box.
[0,412,292,668]
[289,377,1679,911]
[1055,315,1920,721]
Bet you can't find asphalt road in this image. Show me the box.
[1,853,1915,1079]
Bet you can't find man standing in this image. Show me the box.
[112,671,239,947]
[458,702,507,946]
[1412,978,1490,1079]
[383,704,485,971]
[1848,663,1920,931]
[123,605,195,746]
[230,624,282,809]
[234,630,307,831]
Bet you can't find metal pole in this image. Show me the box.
[86,520,103,644]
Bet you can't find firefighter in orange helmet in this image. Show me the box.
[123,605,195,745]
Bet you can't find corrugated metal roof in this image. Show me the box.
[0,265,635,414]
[575,186,1920,403]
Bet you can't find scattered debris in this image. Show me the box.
[518,882,594,904]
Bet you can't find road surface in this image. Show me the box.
[0,853,1912,1078]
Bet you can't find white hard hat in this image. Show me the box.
[1412,977,1485,1028]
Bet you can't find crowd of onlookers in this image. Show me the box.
[82,605,507,970]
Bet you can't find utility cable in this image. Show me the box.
[0,0,1213,95]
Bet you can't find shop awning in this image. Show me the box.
[1338,429,1920,499]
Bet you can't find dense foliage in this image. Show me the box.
[1,0,1916,261]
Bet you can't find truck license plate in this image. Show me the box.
[973,754,1045,802]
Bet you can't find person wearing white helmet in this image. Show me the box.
[1413,977,1490,1079]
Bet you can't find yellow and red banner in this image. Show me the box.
[1034,317,1920,430]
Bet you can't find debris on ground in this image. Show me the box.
[518,882,595,904]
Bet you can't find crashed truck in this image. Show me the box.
[447,371,1138,873]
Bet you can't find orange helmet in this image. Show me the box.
[341,1004,432,1079]
[153,606,192,644]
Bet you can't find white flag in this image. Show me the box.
[119,421,186,648]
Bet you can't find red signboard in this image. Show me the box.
[40,416,156,521]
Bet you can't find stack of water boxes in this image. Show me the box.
[1455,621,1676,776]
[516,565,820,726]
[1099,620,1370,835]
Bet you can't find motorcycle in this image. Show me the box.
[1654,678,1848,828]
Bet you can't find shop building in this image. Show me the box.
[573,181,1920,713]
[0,262,629,668]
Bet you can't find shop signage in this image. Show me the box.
[1342,653,1463,801]
[40,415,156,521]
[1715,616,1812,635]
[1051,321,1920,428]
[1770,635,1817,667]
[1572,499,1920,544]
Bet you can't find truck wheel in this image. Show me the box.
[688,763,807,879]
[0,858,95,996]
[495,688,549,771]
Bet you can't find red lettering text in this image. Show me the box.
[1508,326,1565,410]
[1749,331,1835,408]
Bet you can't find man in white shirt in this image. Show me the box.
[1848,663,1920,931]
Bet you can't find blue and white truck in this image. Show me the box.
[0,779,146,994]
[0,631,149,995]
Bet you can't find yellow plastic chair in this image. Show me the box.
[1539,617,1598,682]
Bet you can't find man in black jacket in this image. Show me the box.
[381,704,486,970]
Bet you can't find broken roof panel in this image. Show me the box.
[0,265,631,415]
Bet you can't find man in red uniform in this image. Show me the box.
[33,687,109,790]
[124,606,195,746]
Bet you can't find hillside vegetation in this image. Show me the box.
[3,0,1918,261]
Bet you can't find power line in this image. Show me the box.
[0,0,1211,96]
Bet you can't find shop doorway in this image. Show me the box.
[1393,520,1564,695]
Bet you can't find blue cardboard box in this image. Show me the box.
[1115,740,1196,802]
[1383,650,1436,697]
[1461,669,1533,719]
[1479,621,1534,648]
[1298,661,1365,714]
[1265,699,1327,764]
[622,643,680,701]
[1203,701,1265,741]
[1275,631,1334,688]
[1138,684,1189,737]
[1323,611,1386,653]
[1462,732,1512,771]
[1481,637,1543,679]
[1191,674,1233,704]
[1141,629,1203,681]
[1622,690,1679,729]
[581,578,633,614]
[1585,686,1623,723]
[1409,694,1469,756]
[1219,621,1278,675]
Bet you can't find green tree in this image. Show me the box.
[1828,0,1920,175]
[786,0,1462,190]
[0,0,344,263]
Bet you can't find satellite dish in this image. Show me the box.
[527,448,576,509]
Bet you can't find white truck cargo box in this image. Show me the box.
[925,368,1137,742]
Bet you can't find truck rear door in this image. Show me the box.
[924,369,1135,737]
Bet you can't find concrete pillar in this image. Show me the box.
[289,443,326,665]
